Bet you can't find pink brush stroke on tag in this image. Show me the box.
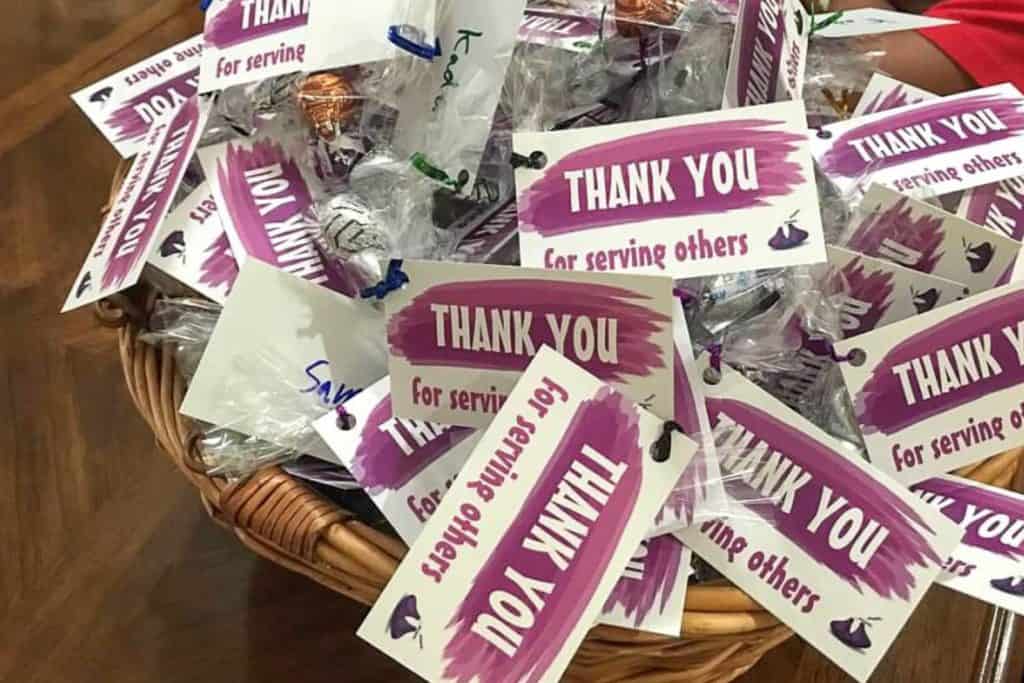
[845,195,946,274]
[655,350,707,526]
[732,0,786,107]
[387,279,670,383]
[517,119,807,237]
[216,139,355,295]
[103,98,202,287]
[206,0,308,49]
[519,8,602,41]
[602,535,686,627]
[852,287,1024,436]
[104,68,199,144]
[859,86,931,117]
[913,478,1024,560]
[818,93,1024,179]
[198,232,239,292]
[442,387,643,682]
[708,397,941,600]
[963,177,1024,242]
[835,256,896,337]
[350,394,475,495]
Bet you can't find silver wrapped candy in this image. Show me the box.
[320,194,392,256]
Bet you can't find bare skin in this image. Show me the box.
[824,0,978,94]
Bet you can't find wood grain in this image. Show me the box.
[0,3,1020,682]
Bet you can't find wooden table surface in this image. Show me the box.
[0,3,1021,682]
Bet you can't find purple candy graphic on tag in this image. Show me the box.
[387,279,670,383]
[90,87,113,104]
[104,68,198,144]
[160,231,187,259]
[518,119,806,237]
[912,287,940,314]
[350,394,474,495]
[990,577,1024,596]
[442,387,643,682]
[206,0,308,49]
[602,536,685,627]
[845,196,945,274]
[103,98,202,288]
[830,617,880,650]
[708,398,941,600]
[768,211,809,250]
[76,272,93,298]
[198,233,239,291]
[818,93,1024,180]
[852,287,1024,436]
[388,594,424,647]
[963,238,995,273]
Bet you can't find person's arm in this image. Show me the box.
[862,31,977,94]
[824,0,939,12]
[821,0,979,94]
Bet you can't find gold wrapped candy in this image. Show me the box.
[297,72,359,141]
[823,87,859,121]
[615,0,686,37]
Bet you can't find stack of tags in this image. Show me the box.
[357,347,699,679]
[913,476,1024,613]
[64,98,209,312]
[815,79,1024,627]
[61,0,1024,681]
[148,180,238,303]
[678,361,962,683]
[72,36,203,158]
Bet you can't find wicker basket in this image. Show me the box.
[96,161,1024,683]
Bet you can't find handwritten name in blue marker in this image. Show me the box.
[302,360,363,407]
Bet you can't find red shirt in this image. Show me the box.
[921,0,1024,90]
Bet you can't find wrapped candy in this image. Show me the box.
[202,73,304,145]
[296,71,362,141]
[803,37,885,128]
[315,191,393,289]
[614,0,687,36]
[620,0,734,120]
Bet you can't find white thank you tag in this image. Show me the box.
[384,260,675,428]
[516,100,826,279]
[678,361,962,683]
[914,475,1024,616]
[358,347,696,682]
[836,281,1024,484]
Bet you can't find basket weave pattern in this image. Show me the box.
[98,164,1024,683]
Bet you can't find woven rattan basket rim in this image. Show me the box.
[98,159,1024,681]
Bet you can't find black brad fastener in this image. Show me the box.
[510,151,548,170]
[651,421,684,463]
